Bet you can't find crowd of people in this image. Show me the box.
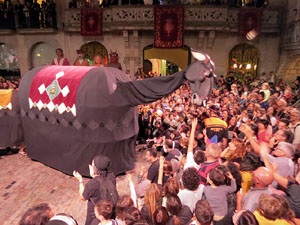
[17,66,300,225]
[0,0,57,29]
[0,76,20,89]
[68,0,267,9]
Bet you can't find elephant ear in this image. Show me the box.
[191,48,210,62]
[190,48,216,73]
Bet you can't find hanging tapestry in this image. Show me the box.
[81,8,103,36]
[238,8,263,36]
[154,5,184,48]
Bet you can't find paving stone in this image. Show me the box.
[0,147,150,225]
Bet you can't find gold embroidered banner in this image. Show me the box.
[81,8,103,36]
[154,6,184,48]
[0,89,13,110]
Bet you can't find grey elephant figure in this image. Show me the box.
[1,50,215,176]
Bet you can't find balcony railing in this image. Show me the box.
[64,5,279,33]
[281,20,300,51]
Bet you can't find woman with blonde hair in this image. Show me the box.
[220,138,246,161]
[141,183,161,225]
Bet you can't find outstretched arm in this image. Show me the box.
[261,145,288,189]
[73,171,86,200]
[158,156,164,185]
[239,124,261,155]
[184,118,197,168]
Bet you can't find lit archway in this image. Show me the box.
[143,45,190,76]
[30,42,56,68]
[227,43,259,83]
[80,41,108,65]
[0,43,20,76]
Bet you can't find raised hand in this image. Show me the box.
[73,171,82,181]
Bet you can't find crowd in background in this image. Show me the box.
[68,0,267,9]
[0,76,20,89]
[0,0,57,29]
[17,70,300,225]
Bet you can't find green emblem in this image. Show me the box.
[46,80,61,101]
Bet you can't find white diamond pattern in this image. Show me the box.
[61,86,70,97]
[37,100,44,110]
[38,84,46,95]
[55,71,64,79]
[47,101,55,112]
[58,103,67,114]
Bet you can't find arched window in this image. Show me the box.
[80,41,108,65]
[143,44,190,76]
[0,43,20,76]
[227,43,259,84]
[31,42,56,68]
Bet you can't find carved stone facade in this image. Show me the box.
[0,5,285,80]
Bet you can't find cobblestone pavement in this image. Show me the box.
[0,146,149,225]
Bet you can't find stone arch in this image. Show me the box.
[80,41,108,65]
[227,43,259,83]
[30,42,56,68]
[0,43,20,76]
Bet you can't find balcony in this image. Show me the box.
[281,20,300,51]
[63,5,279,33]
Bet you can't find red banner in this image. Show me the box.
[154,6,184,48]
[238,8,263,36]
[29,66,93,116]
[81,8,103,36]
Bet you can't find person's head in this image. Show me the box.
[162,178,179,197]
[252,167,273,188]
[228,138,246,160]
[207,168,225,186]
[94,55,102,64]
[45,213,78,225]
[205,143,222,160]
[290,108,300,123]
[166,195,182,216]
[163,160,173,177]
[232,210,258,225]
[153,207,169,225]
[124,207,142,225]
[146,148,157,162]
[272,194,295,221]
[144,183,161,218]
[181,167,200,191]
[90,155,111,177]
[20,203,53,225]
[55,48,63,58]
[267,106,274,116]
[262,83,269,90]
[256,117,269,130]
[76,49,84,58]
[278,118,289,130]
[258,92,265,101]
[193,150,205,165]
[116,195,134,220]
[257,194,282,220]
[165,139,174,151]
[94,200,113,221]
[274,129,294,143]
[276,98,287,109]
[226,162,242,186]
[272,142,295,158]
[194,200,214,225]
